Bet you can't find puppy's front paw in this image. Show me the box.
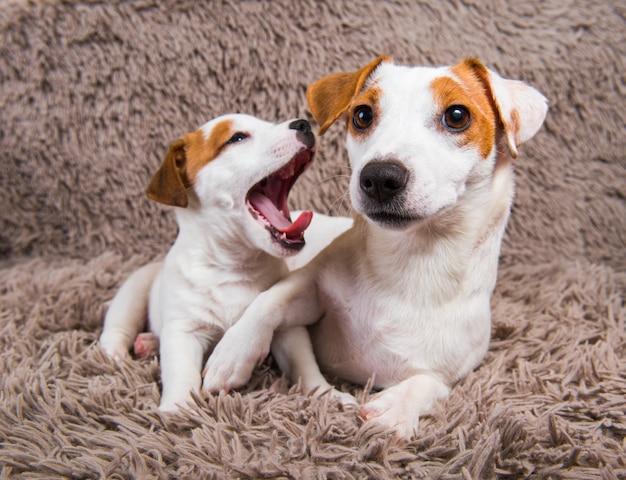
[158,396,193,413]
[321,388,359,409]
[201,327,271,394]
[100,342,130,361]
[158,400,181,413]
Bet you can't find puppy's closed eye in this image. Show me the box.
[225,132,249,146]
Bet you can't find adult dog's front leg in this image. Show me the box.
[360,373,451,439]
[202,269,322,394]
[272,327,358,406]
[200,312,274,394]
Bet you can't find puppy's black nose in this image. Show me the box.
[360,161,409,204]
[289,119,311,133]
[289,119,315,148]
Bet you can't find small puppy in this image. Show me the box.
[100,114,320,411]
[202,57,548,438]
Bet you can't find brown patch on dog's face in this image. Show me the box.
[184,119,235,185]
[146,119,235,208]
[430,61,497,160]
[347,85,382,141]
[306,55,391,135]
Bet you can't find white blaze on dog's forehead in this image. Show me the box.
[347,64,436,143]
[199,114,275,138]
[184,118,234,184]
[365,64,458,125]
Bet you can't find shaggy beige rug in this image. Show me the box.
[1,0,624,478]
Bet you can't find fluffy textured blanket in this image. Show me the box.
[1,0,625,478]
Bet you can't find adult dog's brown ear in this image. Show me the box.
[306,55,391,135]
[146,138,190,208]
[461,58,548,159]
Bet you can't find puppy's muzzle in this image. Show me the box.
[289,119,315,149]
[359,161,409,204]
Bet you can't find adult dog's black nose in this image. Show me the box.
[289,119,314,148]
[360,161,409,204]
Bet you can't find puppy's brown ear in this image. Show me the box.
[146,138,190,208]
[463,58,548,159]
[307,55,391,135]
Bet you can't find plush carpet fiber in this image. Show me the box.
[1,0,625,478]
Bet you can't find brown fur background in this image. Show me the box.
[1,0,624,478]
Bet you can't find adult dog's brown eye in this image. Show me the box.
[353,105,374,131]
[443,105,471,131]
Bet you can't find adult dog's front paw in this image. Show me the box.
[359,374,449,440]
[201,327,271,394]
[360,388,420,440]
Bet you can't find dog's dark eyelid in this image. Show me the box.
[225,132,249,145]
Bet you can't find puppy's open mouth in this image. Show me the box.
[246,148,314,250]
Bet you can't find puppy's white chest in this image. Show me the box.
[150,246,283,335]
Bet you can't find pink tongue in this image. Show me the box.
[249,192,313,238]
[284,210,313,237]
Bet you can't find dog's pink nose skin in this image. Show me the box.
[289,119,315,149]
[359,161,409,204]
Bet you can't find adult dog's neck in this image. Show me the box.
[358,165,515,302]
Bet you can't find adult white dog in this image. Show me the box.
[203,57,548,438]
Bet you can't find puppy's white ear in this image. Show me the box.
[307,55,391,135]
[465,59,548,158]
[146,138,190,208]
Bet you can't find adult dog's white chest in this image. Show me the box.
[309,204,502,389]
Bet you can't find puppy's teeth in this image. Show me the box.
[279,164,294,179]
